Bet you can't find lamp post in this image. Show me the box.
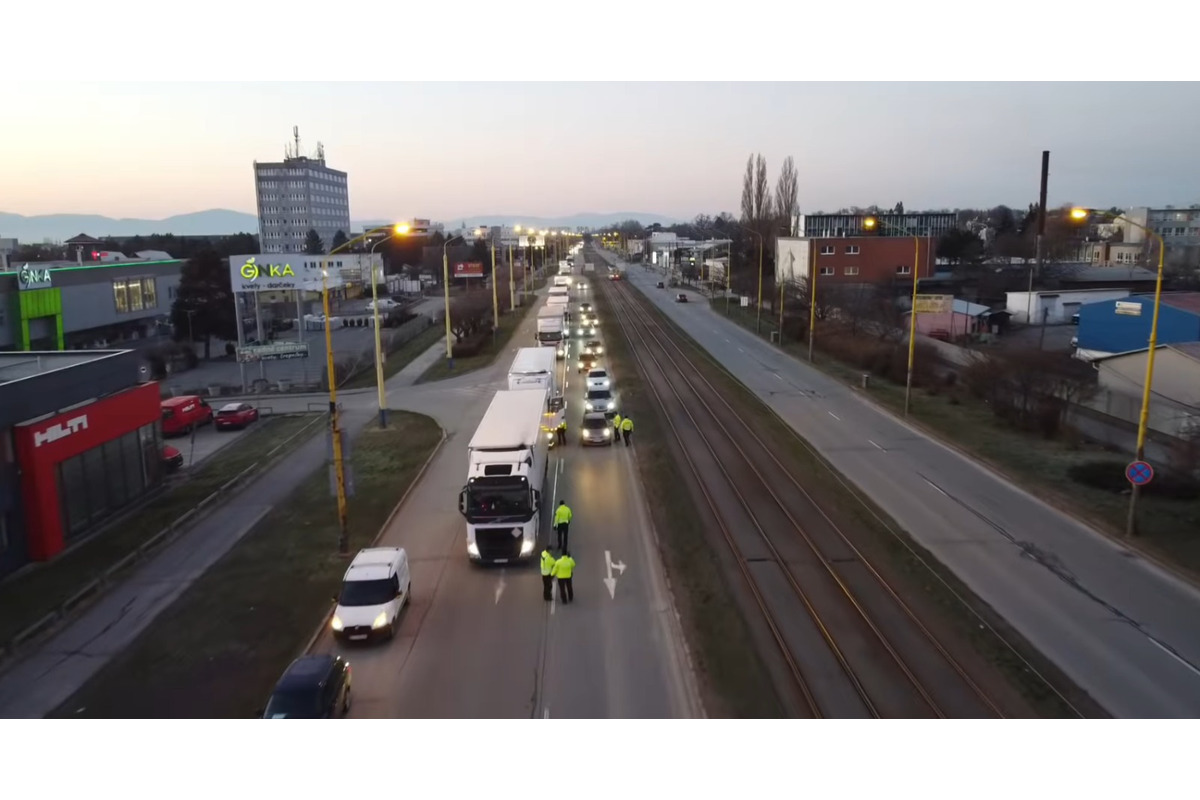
[442,234,465,364]
[864,216,922,416]
[368,223,411,428]
[490,236,500,342]
[807,242,818,362]
[1071,208,1166,537]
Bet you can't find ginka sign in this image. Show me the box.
[453,261,485,278]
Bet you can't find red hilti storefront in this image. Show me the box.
[14,382,163,561]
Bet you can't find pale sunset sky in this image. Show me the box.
[4,81,1199,222]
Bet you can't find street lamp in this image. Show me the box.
[864,215,922,416]
[367,223,411,428]
[1071,207,1166,537]
[441,230,483,366]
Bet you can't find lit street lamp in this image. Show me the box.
[1071,207,1166,537]
[367,223,410,428]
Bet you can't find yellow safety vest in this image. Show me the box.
[553,556,576,579]
[554,505,572,526]
[613,414,622,428]
[621,418,633,432]
[540,550,556,576]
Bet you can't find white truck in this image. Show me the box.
[509,346,566,447]
[536,306,567,360]
[583,262,595,273]
[458,390,549,564]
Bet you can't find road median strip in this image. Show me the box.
[48,410,443,719]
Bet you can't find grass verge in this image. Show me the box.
[340,324,443,390]
[48,411,443,719]
[416,298,538,384]
[0,414,322,646]
[592,279,785,718]
[710,299,1200,580]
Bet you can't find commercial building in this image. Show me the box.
[1075,292,1200,357]
[798,212,958,240]
[0,350,164,578]
[254,129,351,255]
[775,236,938,286]
[1088,343,1200,438]
[1,255,186,351]
[1116,207,1200,269]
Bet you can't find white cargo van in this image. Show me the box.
[331,547,411,643]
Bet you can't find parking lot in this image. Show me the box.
[162,405,275,470]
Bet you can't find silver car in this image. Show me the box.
[580,412,614,446]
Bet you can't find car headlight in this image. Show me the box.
[331,616,344,631]
[371,611,389,629]
[585,402,594,410]
[604,429,611,437]
[520,539,535,555]
[468,542,480,557]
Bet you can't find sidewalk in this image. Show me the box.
[0,340,444,718]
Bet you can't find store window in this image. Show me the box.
[55,429,156,543]
[113,281,129,313]
[112,277,156,313]
[141,278,157,308]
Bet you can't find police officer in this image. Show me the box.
[620,415,633,446]
[540,544,556,601]
[557,419,567,446]
[612,412,622,439]
[553,550,576,604]
[553,500,573,552]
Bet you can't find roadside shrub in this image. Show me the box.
[452,334,487,358]
[1068,459,1200,499]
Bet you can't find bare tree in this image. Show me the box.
[753,154,772,227]
[449,292,492,342]
[775,156,799,237]
[740,154,755,222]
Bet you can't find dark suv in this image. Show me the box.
[262,654,352,718]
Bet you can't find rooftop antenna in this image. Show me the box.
[316,142,325,163]
[293,126,301,160]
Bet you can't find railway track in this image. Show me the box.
[601,276,1005,718]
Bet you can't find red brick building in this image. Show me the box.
[776,235,938,286]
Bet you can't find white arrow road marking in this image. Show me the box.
[495,570,506,605]
[544,707,550,718]
[604,550,626,599]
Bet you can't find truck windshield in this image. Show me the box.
[537,331,562,342]
[466,484,533,521]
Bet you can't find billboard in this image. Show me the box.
[237,342,311,363]
[453,261,485,278]
[913,294,953,314]
[230,254,324,292]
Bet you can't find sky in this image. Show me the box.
[3,81,1199,222]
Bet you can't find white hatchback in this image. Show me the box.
[331,547,411,643]
[586,368,611,392]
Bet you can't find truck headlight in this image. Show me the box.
[520,539,535,555]
[371,611,389,629]
[331,616,344,631]
[468,542,480,557]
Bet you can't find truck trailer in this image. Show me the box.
[536,304,567,359]
[458,390,550,564]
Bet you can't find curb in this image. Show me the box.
[297,425,450,657]
[0,412,327,665]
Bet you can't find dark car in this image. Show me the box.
[215,402,260,431]
[656,281,665,289]
[262,654,352,718]
[675,293,688,303]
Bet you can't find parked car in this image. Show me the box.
[675,293,688,303]
[160,395,213,436]
[585,388,617,414]
[215,402,260,431]
[656,281,665,289]
[262,654,352,719]
[331,547,412,643]
[162,445,183,473]
[580,412,614,446]
[586,368,611,392]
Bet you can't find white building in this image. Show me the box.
[1005,288,1131,325]
[1089,343,1200,438]
[253,129,351,255]
[1115,207,1200,268]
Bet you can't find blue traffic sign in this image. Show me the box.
[1126,461,1154,486]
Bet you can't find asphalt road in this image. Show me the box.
[595,249,1200,718]
[310,282,701,718]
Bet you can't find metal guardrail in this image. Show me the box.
[0,412,327,662]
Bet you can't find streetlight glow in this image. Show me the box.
[1069,208,1090,222]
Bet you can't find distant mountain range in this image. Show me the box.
[2,209,684,243]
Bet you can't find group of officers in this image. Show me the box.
[552,413,634,446]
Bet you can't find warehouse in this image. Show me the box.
[0,350,164,578]
[1075,292,1200,357]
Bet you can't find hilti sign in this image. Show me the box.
[34,415,89,447]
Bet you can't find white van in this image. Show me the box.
[331,547,411,643]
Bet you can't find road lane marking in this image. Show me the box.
[869,439,886,452]
[544,707,550,718]
[921,476,949,496]
[604,550,627,599]
[495,570,506,604]
[828,412,841,421]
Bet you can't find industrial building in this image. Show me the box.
[1005,288,1132,326]
[1075,292,1200,357]
[0,350,164,578]
[254,127,351,255]
[775,235,938,286]
[1088,343,1200,438]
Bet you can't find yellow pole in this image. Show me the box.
[524,244,529,294]
[755,233,764,334]
[491,242,500,342]
[725,239,733,316]
[1127,231,1167,537]
[807,242,818,362]
[904,235,920,416]
[508,242,516,310]
[322,267,350,554]
[369,239,388,428]
[442,240,454,363]
[778,276,786,342]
